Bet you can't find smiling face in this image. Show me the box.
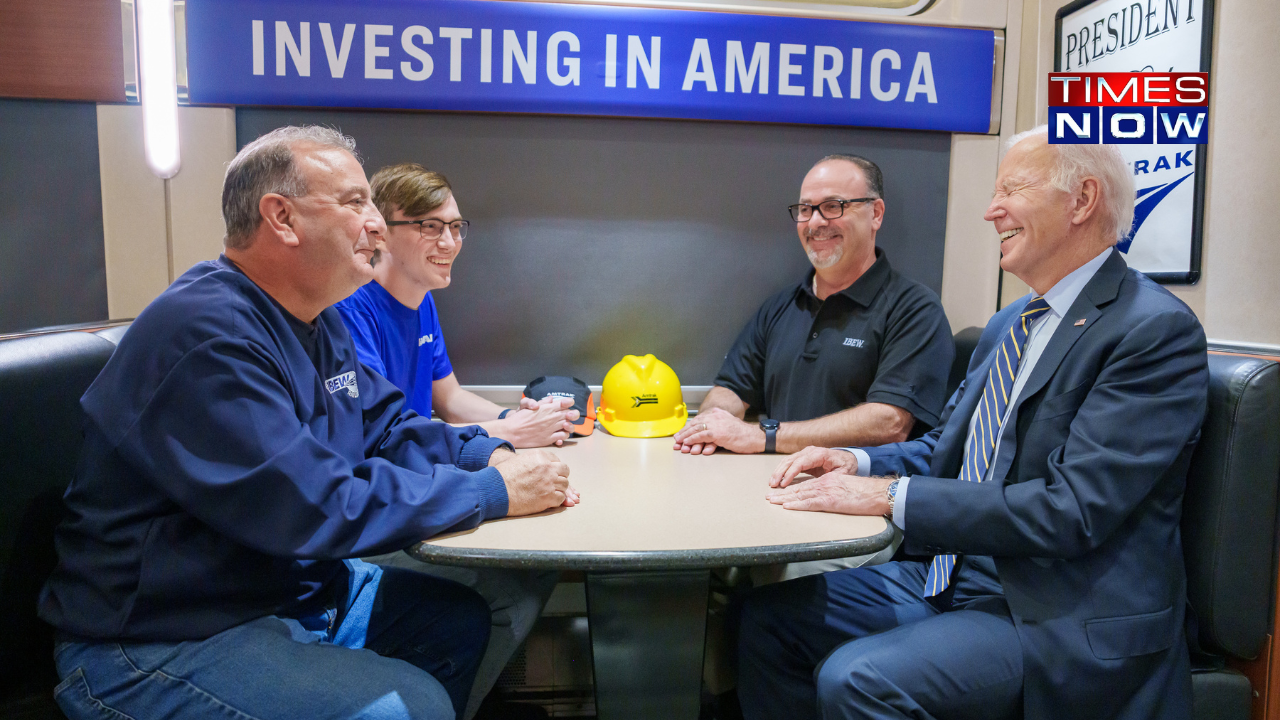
[381,193,463,293]
[289,144,385,301]
[796,160,883,275]
[984,135,1079,292]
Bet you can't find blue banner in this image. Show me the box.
[185,0,997,132]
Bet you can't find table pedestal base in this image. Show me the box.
[585,570,710,719]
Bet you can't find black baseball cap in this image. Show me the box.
[522,376,596,437]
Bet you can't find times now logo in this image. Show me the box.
[1048,72,1208,145]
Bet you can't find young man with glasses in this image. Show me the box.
[336,163,578,449]
[335,163,569,720]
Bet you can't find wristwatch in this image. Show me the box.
[885,478,900,519]
[759,418,780,454]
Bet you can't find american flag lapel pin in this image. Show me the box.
[1074,318,1087,327]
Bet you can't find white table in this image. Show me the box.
[412,433,892,718]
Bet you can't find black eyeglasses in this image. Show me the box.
[386,219,470,241]
[788,198,875,222]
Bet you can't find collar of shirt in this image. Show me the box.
[1039,246,1114,319]
[801,247,891,307]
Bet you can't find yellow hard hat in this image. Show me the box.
[598,354,688,438]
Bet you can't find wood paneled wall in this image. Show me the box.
[0,0,125,102]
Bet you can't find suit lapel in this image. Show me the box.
[990,251,1129,481]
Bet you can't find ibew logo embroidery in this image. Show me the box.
[325,371,359,398]
[843,338,865,348]
[418,334,434,346]
[631,394,659,408]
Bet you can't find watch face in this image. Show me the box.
[761,419,780,430]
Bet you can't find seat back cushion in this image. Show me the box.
[1182,354,1280,660]
[0,332,115,700]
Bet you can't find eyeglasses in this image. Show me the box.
[386,218,470,241]
[787,198,875,222]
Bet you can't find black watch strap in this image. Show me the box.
[498,408,511,420]
[761,419,779,454]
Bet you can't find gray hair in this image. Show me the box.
[222,126,359,249]
[813,154,884,200]
[1006,125,1135,244]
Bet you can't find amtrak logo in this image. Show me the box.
[418,334,434,346]
[325,371,359,398]
[631,394,659,408]
[1118,170,1194,254]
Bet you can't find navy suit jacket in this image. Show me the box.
[862,251,1207,720]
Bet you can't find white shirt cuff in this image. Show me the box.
[848,448,871,476]
[892,476,910,530]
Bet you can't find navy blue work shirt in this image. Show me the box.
[39,257,511,642]
[714,248,954,429]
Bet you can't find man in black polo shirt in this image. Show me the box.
[674,154,954,460]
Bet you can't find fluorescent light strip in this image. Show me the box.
[137,0,181,178]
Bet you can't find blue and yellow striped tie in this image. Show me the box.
[923,296,1052,597]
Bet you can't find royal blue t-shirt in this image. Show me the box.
[336,281,454,417]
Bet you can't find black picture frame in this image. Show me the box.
[1053,0,1214,285]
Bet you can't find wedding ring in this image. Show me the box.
[700,423,707,431]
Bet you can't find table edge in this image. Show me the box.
[407,522,896,571]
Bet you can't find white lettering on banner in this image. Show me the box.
[504,30,536,84]
[849,48,862,99]
[252,20,264,75]
[480,29,492,82]
[439,27,472,82]
[725,41,768,94]
[605,34,618,87]
[365,24,393,79]
[778,44,805,96]
[319,23,355,78]
[813,46,842,98]
[276,21,310,77]
[870,48,900,101]
[400,26,434,81]
[547,31,581,86]
[628,36,660,89]
[239,20,966,114]
[905,51,937,103]
[682,38,717,91]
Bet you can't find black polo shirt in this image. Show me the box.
[714,248,954,429]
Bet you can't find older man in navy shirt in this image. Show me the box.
[39,126,577,720]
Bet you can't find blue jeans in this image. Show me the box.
[364,551,560,719]
[52,560,491,720]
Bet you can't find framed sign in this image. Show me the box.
[1055,0,1214,284]
[182,0,1001,133]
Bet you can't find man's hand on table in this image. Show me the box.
[492,448,580,515]
[763,446,890,516]
[769,446,859,487]
[672,407,765,455]
[500,396,580,448]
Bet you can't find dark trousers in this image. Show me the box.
[737,559,1024,720]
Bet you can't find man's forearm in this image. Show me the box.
[438,388,507,424]
[699,386,749,419]
[774,403,913,454]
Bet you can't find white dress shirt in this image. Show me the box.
[849,247,1114,530]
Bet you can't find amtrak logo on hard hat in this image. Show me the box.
[632,394,659,408]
